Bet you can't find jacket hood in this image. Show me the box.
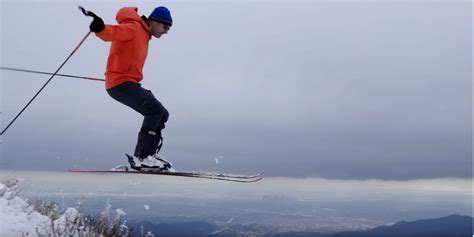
[116,7,150,31]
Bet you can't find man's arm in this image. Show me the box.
[95,23,137,42]
[80,6,136,42]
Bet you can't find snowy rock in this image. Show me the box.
[53,207,81,235]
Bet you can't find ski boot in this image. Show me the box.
[126,154,172,171]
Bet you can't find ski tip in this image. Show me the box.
[236,177,263,183]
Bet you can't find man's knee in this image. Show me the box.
[143,100,168,117]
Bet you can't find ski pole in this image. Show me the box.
[0,66,105,82]
[0,31,92,136]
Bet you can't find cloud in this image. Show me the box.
[4,171,470,202]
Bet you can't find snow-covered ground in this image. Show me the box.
[0,179,127,237]
[0,180,53,236]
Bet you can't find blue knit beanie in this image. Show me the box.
[149,6,172,26]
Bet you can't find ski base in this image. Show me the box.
[68,167,263,183]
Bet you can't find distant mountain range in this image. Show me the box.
[127,214,473,237]
[332,214,473,237]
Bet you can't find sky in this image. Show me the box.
[0,0,472,180]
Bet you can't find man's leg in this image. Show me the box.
[107,82,169,159]
[135,108,169,158]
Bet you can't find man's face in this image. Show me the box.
[150,21,170,38]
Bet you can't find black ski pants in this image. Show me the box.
[107,81,169,159]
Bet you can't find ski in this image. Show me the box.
[68,167,263,183]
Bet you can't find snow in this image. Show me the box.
[0,180,129,236]
[0,181,51,236]
[116,208,127,217]
[144,204,150,210]
[52,207,81,234]
[215,156,224,164]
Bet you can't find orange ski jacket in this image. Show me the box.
[95,7,152,89]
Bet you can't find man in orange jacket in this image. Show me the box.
[83,6,172,170]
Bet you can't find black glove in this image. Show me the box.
[79,6,105,33]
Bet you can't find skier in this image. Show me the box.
[82,6,173,170]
